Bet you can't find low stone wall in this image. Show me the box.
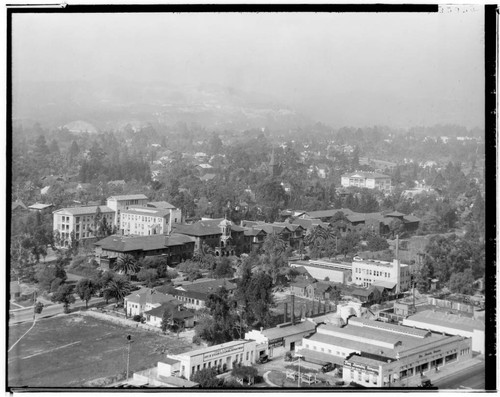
[81,309,166,334]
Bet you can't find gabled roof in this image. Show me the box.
[54,205,114,216]
[95,233,195,252]
[291,279,312,288]
[107,194,148,201]
[12,201,28,211]
[372,280,397,289]
[144,303,194,319]
[403,214,420,223]
[385,211,406,218]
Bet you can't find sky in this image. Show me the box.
[12,6,485,128]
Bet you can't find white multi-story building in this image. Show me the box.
[341,172,392,192]
[351,258,411,292]
[106,194,149,230]
[52,205,115,247]
[120,205,181,236]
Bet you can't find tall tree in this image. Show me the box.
[75,278,97,309]
[114,254,139,277]
[103,276,132,305]
[51,284,76,313]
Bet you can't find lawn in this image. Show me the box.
[8,314,194,388]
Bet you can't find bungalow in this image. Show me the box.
[170,278,237,310]
[124,287,180,317]
[144,303,195,329]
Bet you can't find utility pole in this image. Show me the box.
[126,335,134,383]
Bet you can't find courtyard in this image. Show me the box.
[8,313,194,388]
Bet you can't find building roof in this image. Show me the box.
[125,287,153,304]
[371,280,397,289]
[177,278,237,294]
[107,194,148,201]
[144,304,194,319]
[172,339,253,358]
[199,173,217,181]
[385,211,406,217]
[304,208,354,219]
[291,279,311,289]
[54,205,114,216]
[261,320,317,340]
[95,233,195,252]
[12,201,28,211]
[404,309,485,332]
[173,218,244,237]
[28,203,54,210]
[297,348,346,366]
[403,214,420,223]
[122,206,172,218]
[310,321,454,359]
[341,172,391,179]
[147,201,177,209]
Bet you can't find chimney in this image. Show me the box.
[291,294,295,325]
[394,235,401,294]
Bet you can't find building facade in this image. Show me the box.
[167,340,257,380]
[352,259,411,292]
[53,205,115,247]
[341,172,392,192]
[106,194,149,230]
[120,205,181,236]
[297,317,473,388]
[245,320,317,359]
[289,260,351,284]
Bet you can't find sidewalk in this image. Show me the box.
[397,356,484,387]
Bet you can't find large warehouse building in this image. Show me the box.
[296,317,472,388]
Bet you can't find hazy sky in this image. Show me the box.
[12,7,485,128]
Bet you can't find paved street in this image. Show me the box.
[9,296,105,325]
[435,361,485,390]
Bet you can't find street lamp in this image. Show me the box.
[126,335,134,383]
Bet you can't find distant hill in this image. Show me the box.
[13,79,311,132]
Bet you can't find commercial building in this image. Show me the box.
[120,204,181,236]
[245,320,317,359]
[341,172,392,192]
[167,340,257,380]
[53,205,115,247]
[289,260,351,284]
[297,317,472,388]
[402,309,485,354]
[131,361,199,388]
[352,258,411,292]
[106,194,149,229]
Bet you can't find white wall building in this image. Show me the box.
[341,172,392,192]
[402,309,485,354]
[52,205,115,247]
[352,259,411,292]
[120,206,181,236]
[106,194,149,230]
[167,340,256,380]
[290,260,351,284]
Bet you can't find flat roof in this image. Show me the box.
[262,320,317,340]
[54,205,114,216]
[404,309,485,332]
[122,207,171,217]
[107,194,148,201]
[173,339,253,358]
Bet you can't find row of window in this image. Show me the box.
[303,343,346,356]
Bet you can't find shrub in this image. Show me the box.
[132,314,143,322]
[192,335,202,345]
[50,277,64,292]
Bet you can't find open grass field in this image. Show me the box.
[8,314,194,388]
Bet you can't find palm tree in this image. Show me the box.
[103,276,132,306]
[114,254,139,277]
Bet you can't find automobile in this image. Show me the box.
[257,355,270,364]
[321,363,334,373]
[418,377,432,388]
